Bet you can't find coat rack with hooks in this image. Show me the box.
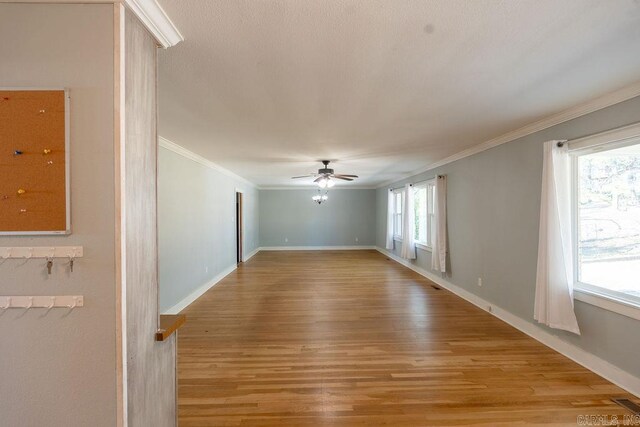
[0,295,84,310]
[0,246,83,259]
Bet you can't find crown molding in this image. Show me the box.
[259,186,377,191]
[158,137,256,188]
[124,0,183,48]
[377,80,640,188]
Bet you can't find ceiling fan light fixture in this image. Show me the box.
[312,193,328,204]
[292,160,358,187]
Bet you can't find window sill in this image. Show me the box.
[392,239,432,252]
[415,242,432,252]
[574,288,640,321]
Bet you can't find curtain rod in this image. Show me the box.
[556,121,640,149]
[388,175,444,191]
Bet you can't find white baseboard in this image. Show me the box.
[244,247,260,262]
[162,264,237,314]
[375,246,640,398]
[260,245,376,251]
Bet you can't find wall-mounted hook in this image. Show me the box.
[2,248,10,259]
[25,297,34,310]
[1,297,11,309]
[25,248,33,260]
[46,257,53,275]
[46,297,56,313]
[68,297,78,310]
[69,248,77,273]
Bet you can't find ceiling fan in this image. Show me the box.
[291,160,359,188]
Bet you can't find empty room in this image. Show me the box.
[1,0,640,426]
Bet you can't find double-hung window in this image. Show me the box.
[414,180,436,249]
[571,126,640,314]
[392,189,404,239]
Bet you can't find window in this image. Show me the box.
[573,139,640,307]
[392,189,403,238]
[414,180,436,248]
[392,180,436,247]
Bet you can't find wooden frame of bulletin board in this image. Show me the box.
[0,88,71,235]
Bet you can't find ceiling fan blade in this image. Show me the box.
[332,176,353,181]
[313,176,325,183]
[333,174,358,178]
[291,175,314,179]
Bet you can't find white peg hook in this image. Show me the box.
[45,297,56,313]
[2,248,10,259]
[68,297,78,310]
[25,296,34,310]
[1,297,11,309]
[25,248,33,259]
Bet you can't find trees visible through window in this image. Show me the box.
[414,180,436,248]
[392,180,436,248]
[393,190,403,238]
[576,142,640,303]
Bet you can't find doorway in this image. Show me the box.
[236,191,243,265]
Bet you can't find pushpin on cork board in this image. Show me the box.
[0,89,70,235]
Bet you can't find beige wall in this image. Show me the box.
[0,4,117,426]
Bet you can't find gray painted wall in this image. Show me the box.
[376,95,640,378]
[259,189,376,247]
[0,4,117,426]
[158,146,260,313]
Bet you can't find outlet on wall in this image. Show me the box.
[477,278,482,287]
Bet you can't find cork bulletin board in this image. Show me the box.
[0,89,70,234]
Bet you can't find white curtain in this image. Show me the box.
[431,175,447,273]
[534,141,580,334]
[385,189,394,250]
[400,184,416,259]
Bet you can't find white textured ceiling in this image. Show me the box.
[157,0,640,188]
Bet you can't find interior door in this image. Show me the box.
[236,192,243,264]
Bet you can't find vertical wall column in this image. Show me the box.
[116,5,177,426]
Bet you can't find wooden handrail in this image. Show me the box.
[156,314,186,341]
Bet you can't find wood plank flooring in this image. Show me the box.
[177,250,635,426]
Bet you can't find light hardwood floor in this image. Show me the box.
[178,250,635,426]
